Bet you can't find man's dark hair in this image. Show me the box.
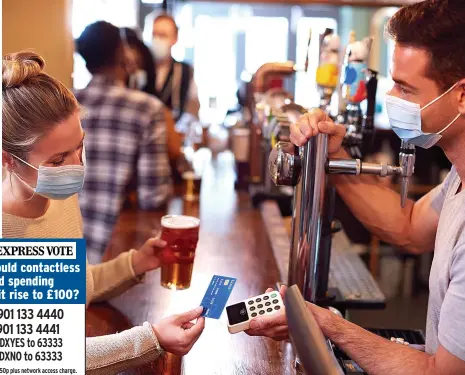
[153,13,178,36]
[386,0,465,91]
[76,21,122,73]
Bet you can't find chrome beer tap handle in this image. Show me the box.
[268,105,307,186]
[268,142,302,186]
[269,141,411,210]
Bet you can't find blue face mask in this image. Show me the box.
[385,82,461,149]
[11,148,86,200]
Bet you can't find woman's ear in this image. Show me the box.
[2,150,15,171]
[457,78,465,116]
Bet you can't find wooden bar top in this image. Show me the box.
[86,151,296,374]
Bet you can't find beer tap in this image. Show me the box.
[341,68,378,159]
[268,29,342,303]
[268,102,307,147]
[268,31,416,305]
[271,144,415,205]
[248,62,296,186]
[316,28,340,112]
[337,34,375,159]
[268,137,415,301]
[399,141,416,208]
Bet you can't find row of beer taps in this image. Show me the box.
[268,28,416,209]
[262,28,417,304]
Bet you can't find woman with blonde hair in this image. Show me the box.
[2,51,205,374]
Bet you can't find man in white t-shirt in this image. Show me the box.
[247,1,465,374]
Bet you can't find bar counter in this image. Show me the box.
[86,151,296,374]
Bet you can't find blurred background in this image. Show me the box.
[3,0,408,126]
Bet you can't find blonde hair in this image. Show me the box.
[2,51,79,160]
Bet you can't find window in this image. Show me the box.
[294,17,337,108]
[244,17,289,75]
[193,15,237,122]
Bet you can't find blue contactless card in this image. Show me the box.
[200,275,237,319]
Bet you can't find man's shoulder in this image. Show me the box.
[429,166,460,213]
[455,229,465,254]
[448,165,459,182]
[450,213,465,271]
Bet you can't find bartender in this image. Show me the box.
[247,1,465,374]
[151,13,200,126]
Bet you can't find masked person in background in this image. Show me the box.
[121,27,188,186]
[151,13,200,128]
[247,1,465,374]
[119,28,155,96]
[2,51,205,374]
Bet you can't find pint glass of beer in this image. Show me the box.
[160,215,200,290]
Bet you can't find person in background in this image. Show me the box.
[75,21,172,264]
[121,27,185,184]
[120,27,156,95]
[247,1,465,374]
[2,51,205,374]
[151,13,200,125]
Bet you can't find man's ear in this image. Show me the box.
[457,78,465,115]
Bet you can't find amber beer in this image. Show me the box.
[160,215,200,290]
[182,171,202,202]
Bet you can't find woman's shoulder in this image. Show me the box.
[2,195,82,238]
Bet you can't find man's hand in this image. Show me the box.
[246,285,337,342]
[289,108,347,156]
[246,286,289,341]
[152,306,206,356]
[246,286,465,375]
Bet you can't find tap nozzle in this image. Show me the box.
[399,141,416,208]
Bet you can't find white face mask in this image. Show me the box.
[151,38,171,61]
[10,148,86,200]
[128,69,147,90]
[385,82,461,149]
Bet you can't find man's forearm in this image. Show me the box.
[334,172,416,249]
[329,149,431,253]
[309,304,433,375]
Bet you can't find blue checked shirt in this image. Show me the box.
[75,75,172,264]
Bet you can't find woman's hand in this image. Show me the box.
[290,108,347,156]
[132,237,175,276]
[152,306,206,356]
[246,286,289,341]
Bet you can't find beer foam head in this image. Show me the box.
[161,215,200,229]
[182,171,201,180]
